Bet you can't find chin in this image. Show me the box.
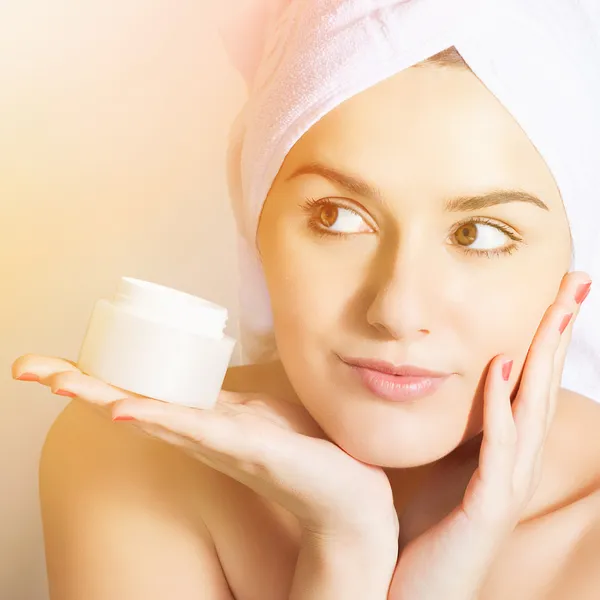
[316,415,464,469]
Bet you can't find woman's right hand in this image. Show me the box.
[12,354,399,548]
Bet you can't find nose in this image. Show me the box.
[365,241,437,341]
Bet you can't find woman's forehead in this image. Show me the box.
[280,68,562,208]
[296,67,526,151]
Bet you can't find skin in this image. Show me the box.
[11,59,600,599]
[256,62,574,473]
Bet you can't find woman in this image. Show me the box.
[12,1,600,598]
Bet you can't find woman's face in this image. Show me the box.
[256,63,572,468]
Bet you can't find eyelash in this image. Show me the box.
[299,196,523,259]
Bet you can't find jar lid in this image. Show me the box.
[113,276,228,338]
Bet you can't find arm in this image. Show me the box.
[288,528,398,599]
[39,400,234,600]
[20,352,401,600]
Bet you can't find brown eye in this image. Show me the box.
[319,204,339,227]
[455,222,478,246]
[301,197,373,237]
[450,219,518,256]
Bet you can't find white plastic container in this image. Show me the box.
[77,276,236,409]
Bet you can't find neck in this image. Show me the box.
[385,435,483,548]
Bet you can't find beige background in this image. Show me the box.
[0,2,245,598]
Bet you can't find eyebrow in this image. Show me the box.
[285,162,550,212]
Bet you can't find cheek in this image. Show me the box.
[264,236,363,341]
[467,275,558,379]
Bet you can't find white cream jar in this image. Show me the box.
[77,276,236,409]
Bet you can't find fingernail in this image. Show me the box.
[16,373,39,382]
[502,359,513,381]
[558,313,573,334]
[113,415,135,422]
[54,389,76,397]
[575,281,592,305]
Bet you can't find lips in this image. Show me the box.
[338,354,453,402]
[338,355,451,378]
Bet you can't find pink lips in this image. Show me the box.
[339,356,452,401]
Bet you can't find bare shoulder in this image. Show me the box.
[555,389,600,570]
[551,491,600,600]
[551,389,600,507]
[570,390,600,533]
[514,389,600,599]
[38,363,270,599]
[558,389,600,475]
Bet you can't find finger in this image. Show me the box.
[111,397,265,459]
[11,353,264,411]
[512,303,561,456]
[16,353,251,429]
[545,276,592,434]
[51,379,209,454]
[13,355,150,406]
[481,356,517,482]
[47,370,133,405]
[514,273,589,440]
[512,272,590,487]
[527,304,573,491]
[12,354,79,382]
[463,355,517,525]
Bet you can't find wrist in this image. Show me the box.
[303,522,396,548]
[289,528,398,600]
[301,502,400,550]
[301,525,398,574]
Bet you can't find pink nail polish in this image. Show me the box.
[575,281,592,305]
[17,373,39,382]
[558,313,573,334]
[54,389,76,397]
[502,360,513,381]
[113,415,135,422]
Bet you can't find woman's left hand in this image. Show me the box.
[388,271,592,600]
